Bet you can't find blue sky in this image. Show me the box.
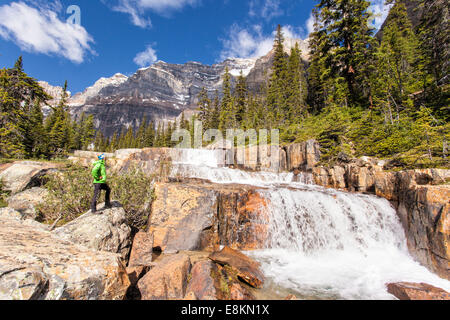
[0,0,390,94]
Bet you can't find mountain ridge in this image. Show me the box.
[40,38,310,137]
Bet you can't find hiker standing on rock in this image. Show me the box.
[90,154,112,214]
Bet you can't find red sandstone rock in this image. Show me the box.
[186,260,219,300]
[137,254,191,300]
[128,232,154,267]
[209,246,265,289]
[387,282,450,300]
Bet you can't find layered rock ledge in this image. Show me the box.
[149,180,269,252]
[0,210,130,300]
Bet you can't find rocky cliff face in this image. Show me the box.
[67,58,259,137]
[39,39,310,137]
[149,181,269,252]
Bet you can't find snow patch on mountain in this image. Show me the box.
[69,73,128,106]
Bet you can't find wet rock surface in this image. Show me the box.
[312,162,450,280]
[387,282,450,300]
[209,246,265,289]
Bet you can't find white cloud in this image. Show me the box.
[24,0,63,13]
[134,44,158,67]
[0,2,94,63]
[220,24,303,60]
[305,12,315,36]
[368,0,393,30]
[220,24,272,60]
[249,0,283,21]
[113,0,199,28]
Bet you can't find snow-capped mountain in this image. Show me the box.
[40,38,310,137]
[69,73,128,107]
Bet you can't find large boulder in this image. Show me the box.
[137,254,192,300]
[128,231,154,267]
[387,282,450,300]
[6,187,49,220]
[0,161,59,194]
[148,181,269,252]
[209,246,265,289]
[0,213,130,300]
[0,207,48,231]
[398,184,450,279]
[53,201,131,259]
[149,182,217,251]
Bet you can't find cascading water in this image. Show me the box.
[169,148,450,299]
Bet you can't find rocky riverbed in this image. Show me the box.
[1,143,449,300]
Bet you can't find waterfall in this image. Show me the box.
[169,148,312,185]
[168,148,450,299]
[250,185,450,299]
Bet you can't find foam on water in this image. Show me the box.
[168,148,450,299]
[249,187,450,299]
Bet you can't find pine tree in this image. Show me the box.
[197,87,212,126]
[0,57,52,158]
[373,1,424,122]
[46,81,73,154]
[0,70,24,157]
[210,91,221,130]
[110,132,118,152]
[81,114,95,150]
[135,117,148,148]
[314,0,376,106]
[267,25,289,126]
[123,126,134,148]
[234,71,248,125]
[417,0,449,119]
[286,42,308,121]
[307,8,328,113]
[417,0,449,87]
[144,120,155,147]
[411,105,441,162]
[23,99,48,157]
[219,67,236,131]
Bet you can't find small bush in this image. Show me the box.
[109,168,156,230]
[38,162,160,229]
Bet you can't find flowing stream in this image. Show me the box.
[169,148,450,299]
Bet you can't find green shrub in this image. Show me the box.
[38,162,161,229]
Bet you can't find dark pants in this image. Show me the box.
[90,183,111,212]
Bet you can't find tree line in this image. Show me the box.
[1,0,448,168]
[186,0,449,167]
[92,114,195,152]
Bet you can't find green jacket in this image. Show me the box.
[91,160,107,184]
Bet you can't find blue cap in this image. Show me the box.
[98,154,105,160]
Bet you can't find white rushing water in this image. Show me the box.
[169,148,450,299]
